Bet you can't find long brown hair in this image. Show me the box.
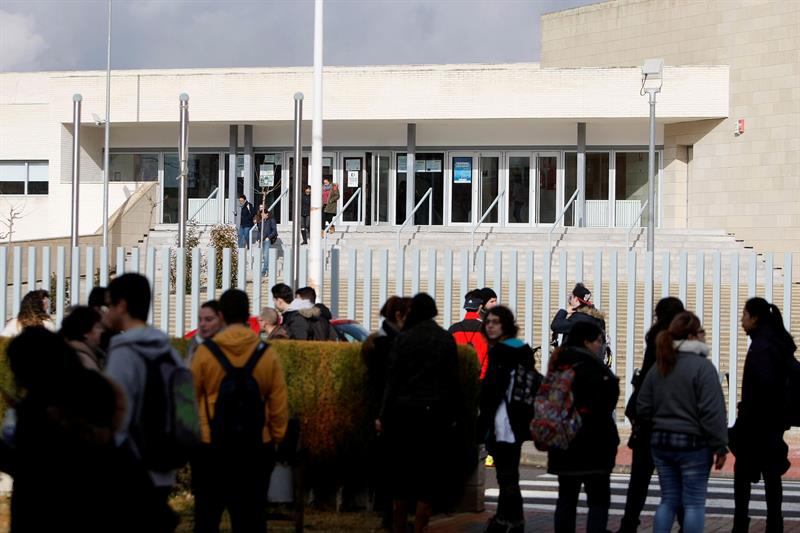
[17,289,51,329]
[655,311,702,376]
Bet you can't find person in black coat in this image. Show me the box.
[300,185,311,245]
[732,297,795,533]
[551,283,606,348]
[546,321,619,533]
[378,293,461,533]
[617,296,684,533]
[477,306,536,532]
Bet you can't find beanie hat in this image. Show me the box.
[479,287,497,303]
[572,283,591,302]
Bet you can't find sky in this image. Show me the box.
[0,0,601,72]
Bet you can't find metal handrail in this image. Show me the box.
[470,189,505,266]
[251,189,290,249]
[396,187,433,249]
[188,187,218,221]
[324,187,362,252]
[547,188,580,252]
[625,200,649,251]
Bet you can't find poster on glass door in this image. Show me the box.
[453,157,472,183]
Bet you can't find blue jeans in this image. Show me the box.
[238,226,251,248]
[651,446,712,533]
[260,239,271,276]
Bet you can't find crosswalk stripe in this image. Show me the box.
[485,472,800,520]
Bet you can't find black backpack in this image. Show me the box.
[135,351,200,472]
[203,339,268,450]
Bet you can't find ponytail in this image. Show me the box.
[656,311,702,376]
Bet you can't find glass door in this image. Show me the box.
[478,153,501,225]
[506,152,532,225]
[340,153,364,224]
[163,152,221,224]
[448,152,475,225]
[371,152,392,225]
[536,153,558,225]
[287,153,334,222]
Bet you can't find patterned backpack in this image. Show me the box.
[530,363,582,451]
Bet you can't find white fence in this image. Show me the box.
[0,244,796,424]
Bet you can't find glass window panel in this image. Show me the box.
[508,156,530,224]
[537,156,557,224]
[565,152,609,226]
[616,152,660,228]
[27,182,48,195]
[254,154,282,223]
[450,156,472,223]
[27,162,48,181]
[0,163,26,181]
[480,156,500,224]
[109,153,158,182]
[0,182,25,194]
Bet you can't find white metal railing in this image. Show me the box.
[470,189,505,267]
[626,200,649,251]
[324,187,362,254]
[547,189,580,251]
[188,187,219,223]
[1,244,791,428]
[396,188,433,249]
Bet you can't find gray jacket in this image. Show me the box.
[105,325,184,487]
[637,339,728,453]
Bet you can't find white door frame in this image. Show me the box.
[338,151,366,225]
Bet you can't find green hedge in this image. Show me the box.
[1,337,481,495]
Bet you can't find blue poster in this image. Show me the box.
[453,157,472,184]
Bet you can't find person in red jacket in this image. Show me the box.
[448,289,490,379]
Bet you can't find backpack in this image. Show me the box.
[785,356,800,428]
[530,364,582,451]
[203,339,268,450]
[505,364,543,439]
[136,351,200,471]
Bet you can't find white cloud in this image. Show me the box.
[0,9,48,71]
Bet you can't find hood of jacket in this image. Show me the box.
[209,324,261,361]
[108,325,174,360]
[286,298,313,313]
[576,305,606,322]
[674,339,710,357]
[299,305,323,320]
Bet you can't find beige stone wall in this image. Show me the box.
[541,0,800,254]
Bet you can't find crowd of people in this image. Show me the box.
[0,274,795,533]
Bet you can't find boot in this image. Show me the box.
[414,501,432,533]
[301,228,308,244]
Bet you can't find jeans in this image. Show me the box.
[260,239,271,276]
[651,446,712,533]
[554,474,610,533]
[237,226,252,249]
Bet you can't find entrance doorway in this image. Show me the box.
[340,153,364,224]
[371,153,392,225]
[287,154,334,222]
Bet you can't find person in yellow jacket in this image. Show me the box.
[191,288,289,533]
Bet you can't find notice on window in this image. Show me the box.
[398,155,407,173]
[345,159,361,171]
[426,159,442,173]
[259,164,275,188]
[347,170,359,188]
[453,157,472,184]
[415,159,426,172]
[263,154,275,164]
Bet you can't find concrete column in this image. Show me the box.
[406,124,416,224]
[577,122,586,227]
[244,125,254,208]
[228,125,238,224]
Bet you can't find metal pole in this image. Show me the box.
[309,0,324,295]
[71,94,82,248]
[178,93,189,248]
[292,93,304,290]
[102,0,112,255]
[647,90,656,253]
